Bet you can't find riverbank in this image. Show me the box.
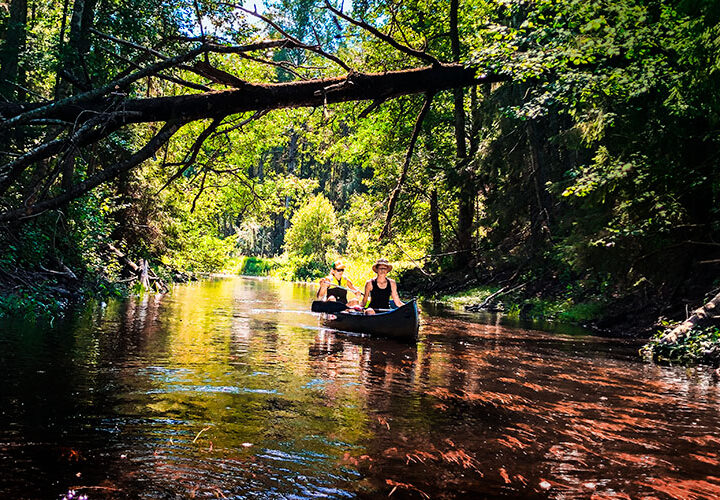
[0,263,198,321]
[397,267,679,339]
[399,267,720,367]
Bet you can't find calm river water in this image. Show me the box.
[2,277,720,499]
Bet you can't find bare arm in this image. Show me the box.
[345,279,361,295]
[317,279,330,299]
[390,279,404,307]
[362,280,373,307]
[344,279,363,301]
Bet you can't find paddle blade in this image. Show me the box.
[311,301,348,313]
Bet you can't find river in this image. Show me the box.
[1,277,719,499]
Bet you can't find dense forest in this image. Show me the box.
[1,0,719,362]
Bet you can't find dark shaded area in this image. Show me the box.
[1,277,719,498]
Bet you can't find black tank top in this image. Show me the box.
[368,279,392,310]
[327,278,347,304]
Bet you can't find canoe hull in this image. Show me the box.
[321,300,419,341]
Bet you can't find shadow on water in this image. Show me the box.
[1,276,720,499]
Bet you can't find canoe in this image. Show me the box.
[321,299,419,341]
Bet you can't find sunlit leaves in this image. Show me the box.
[283,194,338,258]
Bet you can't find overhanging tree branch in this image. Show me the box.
[324,1,442,67]
[0,64,500,126]
[0,112,129,196]
[0,121,184,222]
[380,92,434,240]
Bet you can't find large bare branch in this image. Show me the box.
[324,1,442,67]
[0,112,130,196]
[1,47,206,129]
[96,45,212,92]
[226,2,353,72]
[0,121,184,222]
[0,64,501,126]
[190,60,248,88]
[380,93,434,240]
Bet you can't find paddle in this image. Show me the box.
[322,282,364,296]
[311,300,351,313]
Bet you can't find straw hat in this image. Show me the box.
[372,258,393,273]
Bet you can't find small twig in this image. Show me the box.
[156,117,223,194]
[391,240,432,277]
[192,426,212,443]
[90,28,169,60]
[477,282,527,309]
[324,1,442,66]
[226,2,353,72]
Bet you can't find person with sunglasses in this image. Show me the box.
[317,260,362,307]
[362,258,404,315]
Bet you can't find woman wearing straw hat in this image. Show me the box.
[362,258,404,315]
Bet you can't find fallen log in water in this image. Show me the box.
[103,243,169,293]
[659,289,720,344]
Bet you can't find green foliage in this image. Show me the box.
[642,326,720,365]
[435,286,499,308]
[283,194,339,259]
[162,234,234,273]
[271,254,328,281]
[238,256,277,276]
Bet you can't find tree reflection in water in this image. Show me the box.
[2,278,720,499]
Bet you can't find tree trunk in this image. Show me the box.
[430,188,442,256]
[56,0,98,98]
[0,0,27,100]
[450,0,473,268]
[526,121,552,250]
[283,131,298,235]
[55,0,98,189]
[1,64,498,126]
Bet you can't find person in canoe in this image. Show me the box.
[362,258,404,314]
[317,260,362,307]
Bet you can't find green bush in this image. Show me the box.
[283,195,338,259]
[239,256,276,276]
[163,234,234,272]
[272,254,327,281]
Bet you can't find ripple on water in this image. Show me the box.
[3,277,720,499]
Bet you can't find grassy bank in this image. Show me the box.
[426,285,607,324]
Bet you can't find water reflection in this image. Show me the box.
[1,277,719,499]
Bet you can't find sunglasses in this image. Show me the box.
[333,268,344,272]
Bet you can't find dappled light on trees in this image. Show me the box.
[0,1,719,355]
